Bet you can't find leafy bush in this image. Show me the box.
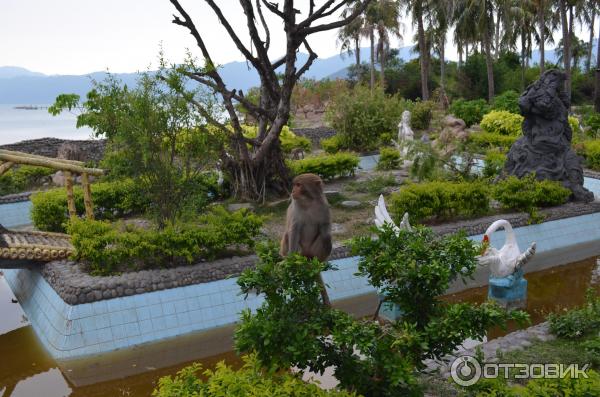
[69,206,263,275]
[0,166,54,196]
[493,174,571,215]
[389,181,490,223]
[580,140,600,170]
[243,125,311,154]
[31,179,152,232]
[469,132,518,151]
[320,135,343,154]
[153,354,355,397]
[377,147,401,170]
[483,149,506,178]
[449,99,490,127]
[480,111,523,136]
[492,90,520,114]
[548,289,600,338]
[584,113,600,139]
[346,174,397,194]
[287,152,359,180]
[411,100,434,130]
[569,115,583,136]
[325,84,411,151]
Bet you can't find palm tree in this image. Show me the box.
[455,0,496,102]
[502,0,536,90]
[579,0,598,73]
[402,0,431,99]
[556,36,588,71]
[429,0,455,107]
[337,11,364,68]
[374,0,402,90]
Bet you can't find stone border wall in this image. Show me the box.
[0,138,106,163]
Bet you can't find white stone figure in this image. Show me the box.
[374,194,412,234]
[477,219,536,278]
[396,110,414,157]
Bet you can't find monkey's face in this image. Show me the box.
[291,173,324,203]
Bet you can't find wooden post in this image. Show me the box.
[0,162,14,176]
[64,171,77,221]
[81,172,94,220]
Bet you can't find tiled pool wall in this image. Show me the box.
[0,200,32,228]
[4,209,600,360]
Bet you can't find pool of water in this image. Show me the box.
[1,257,599,396]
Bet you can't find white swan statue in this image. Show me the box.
[374,194,412,233]
[477,219,536,278]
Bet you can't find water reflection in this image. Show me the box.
[0,257,598,396]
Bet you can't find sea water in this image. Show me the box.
[0,104,95,145]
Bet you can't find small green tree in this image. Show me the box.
[49,62,222,228]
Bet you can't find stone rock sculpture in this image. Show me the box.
[436,115,468,155]
[504,70,594,202]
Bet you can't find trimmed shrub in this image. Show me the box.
[449,99,490,127]
[243,125,311,153]
[321,135,343,154]
[469,132,518,151]
[580,140,600,170]
[482,149,506,178]
[0,165,54,196]
[480,111,523,136]
[69,206,263,275]
[569,115,583,136]
[377,147,401,170]
[493,174,571,213]
[287,153,359,180]
[389,181,490,223]
[584,113,600,138]
[325,84,411,151]
[492,90,520,114]
[31,179,151,232]
[410,100,434,130]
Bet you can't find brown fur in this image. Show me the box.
[280,173,332,261]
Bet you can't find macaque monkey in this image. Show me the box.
[290,148,305,160]
[280,173,332,305]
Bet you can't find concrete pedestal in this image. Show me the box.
[488,269,528,309]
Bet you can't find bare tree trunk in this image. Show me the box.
[417,11,429,100]
[596,24,600,112]
[466,42,470,60]
[539,3,545,74]
[484,35,495,102]
[586,8,596,73]
[521,30,527,91]
[458,40,464,69]
[370,26,375,92]
[560,0,572,102]
[440,35,449,110]
[355,36,361,67]
[380,42,386,90]
[495,11,500,59]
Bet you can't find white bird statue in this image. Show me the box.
[477,219,536,278]
[374,194,412,233]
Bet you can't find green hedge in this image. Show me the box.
[482,149,506,178]
[580,140,600,170]
[449,99,490,127]
[31,179,151,232]
[493,174,571,212]
[480,110,523,136]
[377,147,401,170]
[0,165,54,196]
[69,207,263,275]
[469,132,518,151]
[389,181,489,223]
[320,135,343,154]
[287,152,359,180]
[491,90,520,114]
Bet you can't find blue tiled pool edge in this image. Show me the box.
[5,210,600,360]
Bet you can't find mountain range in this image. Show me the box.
[1,41,596,105]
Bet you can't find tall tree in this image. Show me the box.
[503,0,536,90]
[596,22,600,112]
[374,0,402,90]
[167,0,372,201]
[429,0,455,107]
[403,0,430,99]
[337,9,364,68]
[580,0,598,73]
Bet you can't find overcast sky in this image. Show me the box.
[1,0,594,76]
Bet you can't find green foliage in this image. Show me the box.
[480,111,523,136]
[483,149,506,179]
[584,113,600,139]
[242,125,311,154]
[0,165,54,196]
[68,207,262,275]
[152,354,356,397]
[377,147,401,170]
[492,174,571,219]
[320,135,344,154]
[410,100,434,130]
[352,225,529,360]
[30,179,151,232]
[469,132,518,151]
[569,116,583,136]
[346,174,397,195]
[580,140,600,170]
[325,84,411,151]
[449,99,490,127]
[50,61,223,227]
[287,153,359,180]
[389,181,490,223]
[492,90,520,114]
[549,289,600,339]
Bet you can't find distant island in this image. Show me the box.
[13,105,47,110]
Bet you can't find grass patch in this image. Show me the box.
[346,174,397,195]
